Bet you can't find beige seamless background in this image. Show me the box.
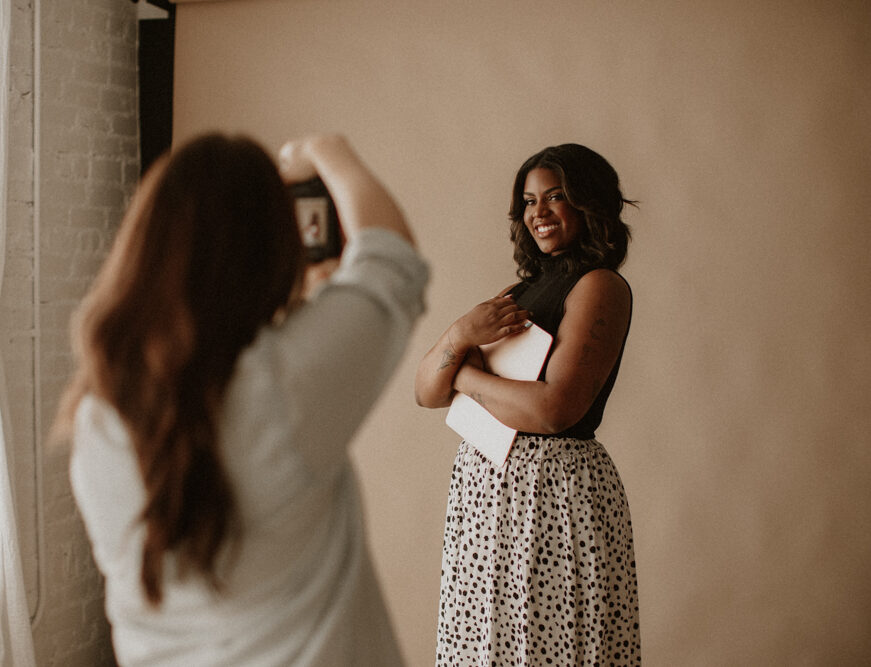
[172,1,871,664]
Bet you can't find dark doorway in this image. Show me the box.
[136,0,176,174]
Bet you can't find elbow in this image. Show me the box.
[414,389,430,408]
[414,387,451,410]
[536,419,572,436]
[415,391,433,408]
[413,375,434,408]
[536,402,590,435]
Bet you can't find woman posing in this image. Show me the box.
[54,134,428,666]
[416,144,640,665]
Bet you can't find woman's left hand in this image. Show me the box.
[278,138,318,183]
[449,296,531,352]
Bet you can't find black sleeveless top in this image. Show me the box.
[508,259,632,440]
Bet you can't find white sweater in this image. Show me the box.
[70,229,428,666]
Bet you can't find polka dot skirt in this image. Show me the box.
[437,435,641,666]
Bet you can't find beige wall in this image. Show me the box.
[173,1,871,664]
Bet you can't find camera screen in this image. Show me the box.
[295,197,330,249]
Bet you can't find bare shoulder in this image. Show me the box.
[565,268,631,314]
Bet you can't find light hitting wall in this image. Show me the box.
[173,1,871,665]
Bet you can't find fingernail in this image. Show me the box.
[523,321,533,329]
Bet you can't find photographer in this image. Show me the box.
[54,134,428,666]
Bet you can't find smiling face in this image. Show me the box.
[522,167,582,256]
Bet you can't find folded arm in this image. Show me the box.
[452,269,630,434]
[414,293,531,408]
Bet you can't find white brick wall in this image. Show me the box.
[4,0,39,632]
[1,0,139,664]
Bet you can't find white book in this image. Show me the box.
[445,323,553,466]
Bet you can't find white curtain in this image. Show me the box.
[0,0,37,663]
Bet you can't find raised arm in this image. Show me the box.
[414,293,531,408]
[451,269,631,433]
[279,135,415,246]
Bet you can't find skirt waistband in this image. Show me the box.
[505,434,604,463]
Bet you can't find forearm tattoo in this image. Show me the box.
[471,391,486,407]
[438,348,459,371]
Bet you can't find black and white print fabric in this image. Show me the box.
[437,435,641,666]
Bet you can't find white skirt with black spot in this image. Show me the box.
[437,435,640,666]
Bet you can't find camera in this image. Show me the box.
[288,177,342,261]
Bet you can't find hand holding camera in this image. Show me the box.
[288,176,342,262]
[279,139,343,262]
[279,134,415,251]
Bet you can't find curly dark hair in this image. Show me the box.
[508,144,635,280]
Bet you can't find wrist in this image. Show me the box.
[446,325,472,357]
[453,363,469,393]
[449,320,477,354]
[453,362,481,396]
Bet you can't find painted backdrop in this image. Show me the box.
[172,1,871,664]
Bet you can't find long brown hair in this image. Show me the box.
[55,133,305,605]
[508,143,635,280]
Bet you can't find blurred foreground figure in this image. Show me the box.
[54,134,428,666]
